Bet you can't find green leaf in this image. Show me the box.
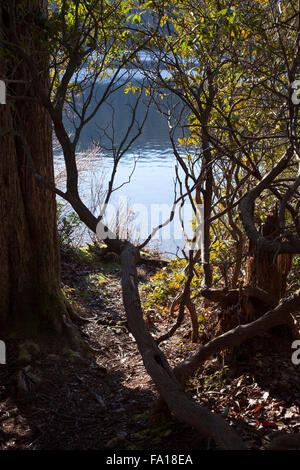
[132,14,141,25]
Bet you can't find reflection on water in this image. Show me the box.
[55,83,192,256]
[63,81,187,152]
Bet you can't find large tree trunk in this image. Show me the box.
[0,0,71,342]
[243,211,292,319]
[201,211,294,346]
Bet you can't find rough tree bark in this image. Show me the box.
[0,0,74,343]
[245,211,292,307]
[202,210,294,338]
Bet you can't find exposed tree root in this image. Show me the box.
[151,290,300,444]
[120,242,245,449]
[199,286,278,309]
[173,291,300,385]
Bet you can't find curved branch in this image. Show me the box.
[173,291,300,385]
[240,147,300,254]
[120,242,245,449]
[200,287,278,309]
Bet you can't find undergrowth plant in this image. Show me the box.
[57,201,83,247]
[140,258,204,320]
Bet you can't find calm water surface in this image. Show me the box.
[55,84,193,256]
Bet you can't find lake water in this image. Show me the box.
[55,82,194,257]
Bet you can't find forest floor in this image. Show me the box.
[0,246,299,450]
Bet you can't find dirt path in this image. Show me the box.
[0,253,299,450]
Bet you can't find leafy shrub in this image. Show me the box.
[57,201,82,246]
[140,258,203,316]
